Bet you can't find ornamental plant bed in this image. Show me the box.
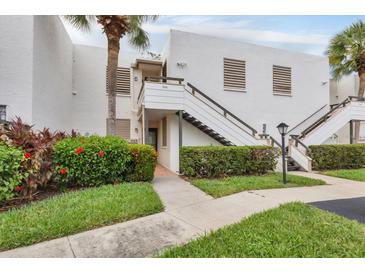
[0,184,87,212]
[1,118,157,204]
[0,186,60,212]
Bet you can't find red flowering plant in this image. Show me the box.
[0,117,78,199]
[75,147,84,155]
[54,136,131,187]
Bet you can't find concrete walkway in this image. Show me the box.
[1,171,364,258]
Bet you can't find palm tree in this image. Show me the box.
[327,20,365,142]
[64,15,158,135]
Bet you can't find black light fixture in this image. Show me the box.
[277,122,289,184]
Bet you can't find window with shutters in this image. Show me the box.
[273,65,292,95]
[223,58,246,91]
[106,67,130,94]
[162,117,167,147]
[116,119,131,140]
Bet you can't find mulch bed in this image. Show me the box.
[0,185,84,213]
[0,189,61,213]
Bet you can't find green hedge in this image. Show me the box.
[0,143,25,201]
[309,144,365,170]
[180,146,278,178]
[125,144,157,182]
[53,136,131,187]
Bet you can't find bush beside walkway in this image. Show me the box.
[180,146,278,178]
[309,144,365,170]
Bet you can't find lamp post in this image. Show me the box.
[277,122,289,184]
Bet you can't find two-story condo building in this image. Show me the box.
[1,16,365,172]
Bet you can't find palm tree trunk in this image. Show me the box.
[354,71,365,143]
[106,36,120,136]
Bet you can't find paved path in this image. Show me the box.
[1,171,364,258]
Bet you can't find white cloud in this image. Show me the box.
[62,16,331,55]
[143,16,330,46]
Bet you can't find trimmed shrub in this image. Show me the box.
[309,144,365,170]
[53,136,131,187]
[125,144,158,182]
[180,146,278,178]
[0,117,76,197]
[0,143,25,201]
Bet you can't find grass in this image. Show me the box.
[191,173,326,198]
[321,168,365,182]
[0,183,163,251]
[159,202,365,258]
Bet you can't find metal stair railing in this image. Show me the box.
[298,96,364,139]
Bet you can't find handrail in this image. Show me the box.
[291,135,309,152]
[270,136,281,147]
[137,76,184,103]
[299,96,352,138]
[144,76,184,84]
[287,104,327,135]
[186,82,258,135]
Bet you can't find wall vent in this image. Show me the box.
[106,67,131,94]
[115,119,131,139]
[224,58,246,91]
[273,65,292,95]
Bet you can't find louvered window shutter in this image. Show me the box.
[116,119,131,139]
[106,67,131,94]
[224,58,246,91]
[273,65,292,95]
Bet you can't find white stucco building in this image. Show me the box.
[2,15,365,172]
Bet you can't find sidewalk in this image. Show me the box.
[0,171,364,258]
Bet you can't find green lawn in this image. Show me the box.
[159,202,365,258]
[321,168,365,182]
[0,183,163,251]
[191,173,326,198]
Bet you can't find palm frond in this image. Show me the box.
[126,15,158,51]
[63,15,95,32]
[327,20,365,79]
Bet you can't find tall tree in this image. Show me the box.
[64,15,157,135]
[327,20,365,142]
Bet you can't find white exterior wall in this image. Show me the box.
[329,74,365,142]
[167,30,330,141]
[183,120,221,146]
[32,16,73,131]
[157,114,221,173]
[0,16,34,123]
[72,44,140,137]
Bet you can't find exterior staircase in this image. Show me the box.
[288,96,365,171]
[137,77,365,173]
[180,111,234,146]
[139,77,271,147]
[287,156,302,171]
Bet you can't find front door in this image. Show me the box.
[148,128,158,151]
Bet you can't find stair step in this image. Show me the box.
[180,111,233,146]
[287,157,302,171]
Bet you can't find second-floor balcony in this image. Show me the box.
[137,77,185,111]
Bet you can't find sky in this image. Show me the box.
[62,15,365,57]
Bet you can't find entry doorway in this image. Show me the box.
[147,128,158,151]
